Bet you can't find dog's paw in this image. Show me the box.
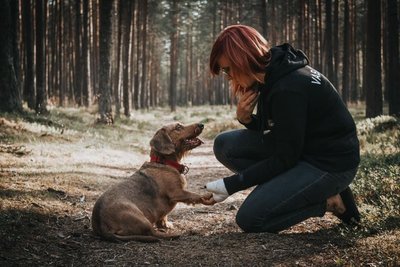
[163,221,174,229]
[200,193,216,205]
[156,220,174,230]
[202,192,213,199]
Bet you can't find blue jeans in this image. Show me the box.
[214,129,357,233]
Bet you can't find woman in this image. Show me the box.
[205,25,360,233]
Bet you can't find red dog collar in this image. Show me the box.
[150,155,189,174]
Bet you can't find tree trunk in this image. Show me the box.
[66,3,74,104]
[260,0,267,38]
[82,0,90,106]
[98,0,113,124]
[297,0,304,49]
[58,0,65,106]
[342,0,350,104]
[333,0,340,89]
[91,0,99,105]
[386,0,400,116]
[0,0,22,112]
[74,0,82,106]
[140,0,148,109]
[185,21,192,106]
[169,0,178,112]
[36,0,47,114]
[23,0,35,109]
[134,0,140,110]
[149,34,156,107]
[121,0,132,117]
[113,0,121,117]
[324,0,334,83]
[130,1,136,110]
[350,0,358,102]
[365,0,382,118]
[11,0,20,93]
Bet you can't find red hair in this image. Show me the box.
[209,25,271,94]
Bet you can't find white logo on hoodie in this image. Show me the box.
[308,66,322,85]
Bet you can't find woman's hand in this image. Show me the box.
[205,179,229,203]
[236,89,259,124]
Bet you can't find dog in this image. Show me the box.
[91,122,213,242]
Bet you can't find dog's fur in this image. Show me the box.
[91,123,213,242]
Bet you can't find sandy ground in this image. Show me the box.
[1,117,399,266]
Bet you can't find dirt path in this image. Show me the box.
[1,137,399,266]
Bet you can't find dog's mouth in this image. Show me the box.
[183,136,204,149]
[181,124,204,150]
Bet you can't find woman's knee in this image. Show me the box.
[236,204,271,233]
[236,210,278,233]
[235,207,255,232]
[213,132,231,162]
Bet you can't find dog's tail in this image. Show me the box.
[110,233,161,243]
[101,230,180,243]
[152,230,181,240]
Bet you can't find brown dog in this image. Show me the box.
[91,122,213,242]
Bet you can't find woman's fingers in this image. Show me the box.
[240,91,259,108]
[236,91,259,123]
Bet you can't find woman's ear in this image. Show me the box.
[150,128,175,155]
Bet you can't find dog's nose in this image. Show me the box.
[198,123,204,129]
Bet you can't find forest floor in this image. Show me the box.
[0,106,399,266]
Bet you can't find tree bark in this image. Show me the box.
[169,0,178,112]
[365,0,382,118]
[133,0,140,110]
[342,0,350,104]
[98,0,113,124]
[23,0,35,109]
[140,0,148,109]
[324,0,334,82]
[36,0,47,114]
[0,0,22,112]
[121,0,133,117]
[82,0,90,106]
[386,0,400,116]
[74,0,83,106]
[333,0,340,89]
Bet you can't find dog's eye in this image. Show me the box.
[175,124,183,131]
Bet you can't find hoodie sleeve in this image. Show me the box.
[223,90,308,194]
[238,114,261,130]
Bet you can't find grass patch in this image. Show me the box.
[352,152,400,234]
[347,115,400,236]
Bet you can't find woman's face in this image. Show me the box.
[218,55,256,90]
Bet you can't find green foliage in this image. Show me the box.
[350,115,400,235]
[357,115,400,154]
[353,153,400,222]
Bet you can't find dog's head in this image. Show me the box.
[150,122,204,160]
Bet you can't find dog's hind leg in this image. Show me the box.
[103,205,163,242]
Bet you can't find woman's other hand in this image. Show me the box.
[236,88,259,124]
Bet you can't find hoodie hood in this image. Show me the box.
[264,43,309,90]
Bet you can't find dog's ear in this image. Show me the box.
[150,128,175,155]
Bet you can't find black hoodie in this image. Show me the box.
[223,43,360,195]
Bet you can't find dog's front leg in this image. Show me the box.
[171,191,213,205]
[156,215,174,231]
